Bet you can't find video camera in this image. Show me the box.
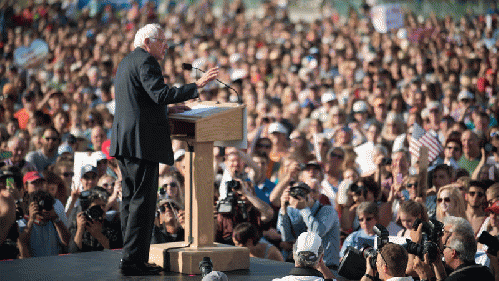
[216,178,247,219]
[478,231,499,256]
[404,219,443,263]
[338,224,389,280]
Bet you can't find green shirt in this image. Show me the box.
[457,155,480,175]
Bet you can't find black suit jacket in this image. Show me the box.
[110,48,198,165]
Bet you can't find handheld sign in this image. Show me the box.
[13,39,49,69]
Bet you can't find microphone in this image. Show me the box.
[182,63,242,104]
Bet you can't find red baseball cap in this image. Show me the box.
[23,171,44,184]
[486,201,499,214]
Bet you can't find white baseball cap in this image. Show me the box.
[457,90,474,101]
[174,149,186,162]
[353,100,368,113]
[295,231,322,259]
[268,122,288,135]
[321,91,336,104]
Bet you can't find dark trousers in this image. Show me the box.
[117,156,159,263]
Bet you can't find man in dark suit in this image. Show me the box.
[110,23,218,276]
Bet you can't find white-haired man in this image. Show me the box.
[110,23,218,276]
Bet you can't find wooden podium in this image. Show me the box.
[149,101,250,275]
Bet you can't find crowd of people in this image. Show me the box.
[1,0,499,280]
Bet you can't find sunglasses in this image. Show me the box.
[256,144,271,148]
[406,183,418,188]
[437,197,451,203]
[445,146,461,151]
[329,153,344,159]
[162,182,178,188]
[358,216,374,222]
[468,191,484,197]
[62,172,74,178]
[159,203,179,213]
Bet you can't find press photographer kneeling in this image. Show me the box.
[69,187,122,253]
[216,177,274,245]
[340,224,413,281]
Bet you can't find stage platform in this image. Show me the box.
[0,249,294,281]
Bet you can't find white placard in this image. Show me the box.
[371,4,404,34]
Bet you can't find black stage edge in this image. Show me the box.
[0,249,294,281]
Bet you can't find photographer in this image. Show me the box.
[218,148,261,200]
[341,202,379,258]
[361,243,413,281]
[151,198,184,244]
[69,187,122,253]
[18,190,71,257]
[278,181,340,272]
[215,176,274,245]
[273,231,336,281]
[413,216,494,281]
[441,231,493,280]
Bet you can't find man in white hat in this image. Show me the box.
[273,231,336,281]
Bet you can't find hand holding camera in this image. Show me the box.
[76,212,87,230]
[290,192,309,210]
[288,182,313,210]
[413,253,432,280]
[280,187,291,211]
[28,201,40,223]
[86,218,103,237]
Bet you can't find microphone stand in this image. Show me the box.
[183,64,243,105]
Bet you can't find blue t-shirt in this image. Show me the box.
[18,219,62,257]
[254,179,276,204]
[340,229,375,258]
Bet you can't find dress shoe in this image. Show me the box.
[120,260,162,276]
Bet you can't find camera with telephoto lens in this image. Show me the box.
[412,219,444,244]
[478,231,499,256]
[404,239,440,262]
[338,224,389,280]
[83,205,104,222]
[216,180,248,219]
[404,219,443,263]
